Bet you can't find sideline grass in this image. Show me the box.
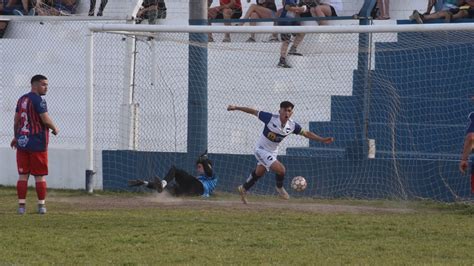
[0,187,473,264]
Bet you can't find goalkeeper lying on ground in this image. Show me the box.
[128,152,218,197]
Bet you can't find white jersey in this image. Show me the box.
[255,111,303,153]
[320,0,343,14]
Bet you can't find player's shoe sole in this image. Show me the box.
[238,185,248,204]
[151,176,164,193]
[276,186,290,200]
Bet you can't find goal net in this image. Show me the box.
[88,23,474,201]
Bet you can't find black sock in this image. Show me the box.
[243,171,262,191]
[275,174,285,188]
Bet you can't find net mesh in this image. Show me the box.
[1,22,472,200]
[92,27,474,201]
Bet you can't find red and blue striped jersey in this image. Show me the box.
[15,92,49,152]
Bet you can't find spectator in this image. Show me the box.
[410,0,473,23]
[459,110,474,194]
[88,0,107,16]
[308,0,343,25]
[136,0,167,24]
[35,0,78,16]
[128,152,218,198]
[208,0,243,42]
[277,0,307,68]
[425,0,458,14]
[240,0,278,42]
[0,20,8,38]
[375,0,389,19]
[4,0,32,15]
[299,0,318,22]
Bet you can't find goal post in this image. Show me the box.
[87,23,474,201]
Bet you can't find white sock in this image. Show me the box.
[161,180,167,188]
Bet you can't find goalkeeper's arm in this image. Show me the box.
[197,151,214,177]
[227,105,258,116]
[202,159,213,177]
[302,130,334,144]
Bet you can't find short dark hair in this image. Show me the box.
[31,75,47,84]
[280,101,294,109]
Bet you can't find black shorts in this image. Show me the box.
[324,4,338,17]
[300,11,312,17]
[300,4,337,18]
[278,19,301,41]
[215,8,242,19]
[448,7,460,15]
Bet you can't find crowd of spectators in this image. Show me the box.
[0,0,472,22]
[0,0,473,34]
[0,0,81,16]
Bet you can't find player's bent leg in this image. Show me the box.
[128,179,146,187]
[238,165,266,204]
[243,168,264,191]
[270,161,289,200]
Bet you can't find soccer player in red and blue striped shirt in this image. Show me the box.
[10,75,59,215]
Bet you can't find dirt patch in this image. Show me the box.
[50,192,415,214]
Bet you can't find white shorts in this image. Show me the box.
[255,148,277,171]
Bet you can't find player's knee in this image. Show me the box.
[250,12,259,19]
[276,165,286,176]
[255,167,266,177]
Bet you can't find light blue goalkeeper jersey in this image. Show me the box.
[197,174,218,197]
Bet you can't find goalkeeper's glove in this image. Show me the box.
[196,149,209,164]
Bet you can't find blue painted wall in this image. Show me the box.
[103,151,471,201]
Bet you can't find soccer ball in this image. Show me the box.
[291,176,307,192]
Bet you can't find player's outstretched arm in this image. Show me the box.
[227,105,258,116]
[302,131,334,144]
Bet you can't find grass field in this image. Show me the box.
[0,187,473,265]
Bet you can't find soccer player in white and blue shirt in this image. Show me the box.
[227,101,334,204]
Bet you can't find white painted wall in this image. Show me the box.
[0,148,102,189]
